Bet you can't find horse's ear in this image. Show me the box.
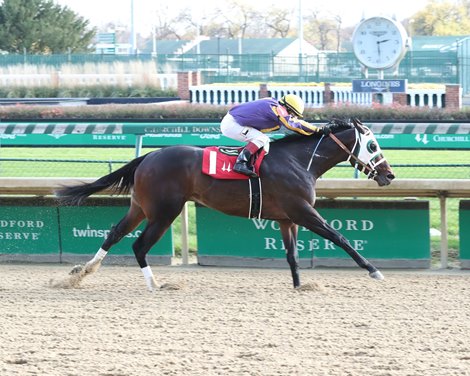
[352,118,367,134]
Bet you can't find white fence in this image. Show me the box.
[0,73,447,108]
[190,84,447,108]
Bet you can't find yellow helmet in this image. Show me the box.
[279,94,305,118]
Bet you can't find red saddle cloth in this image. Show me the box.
[202,146,266,180]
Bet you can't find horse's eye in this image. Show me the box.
[368,142,377,153]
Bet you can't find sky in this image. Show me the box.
[55,0,436,36]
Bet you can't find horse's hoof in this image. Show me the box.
[69,265,83,275]
[369,271,385,280]
[145,277,158,292]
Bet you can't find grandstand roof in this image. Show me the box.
[143,37,318,56]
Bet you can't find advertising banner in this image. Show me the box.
[0,133,241,147]
[459,200,470,268]
[352,79,407,93]
[0,205,59,254]
[197,200,430,268]
[0,198,173,264]
[375,133,470,149]
[1,121,469,149]
[59,203,173,257]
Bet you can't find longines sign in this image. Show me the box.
[352,79,407,93]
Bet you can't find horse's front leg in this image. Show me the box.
[279,220,301,288]
[71,248,107,275]
[293,205,384,280]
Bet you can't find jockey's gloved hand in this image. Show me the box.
[321,125,332,136]
[323,118,351,135]
[330,118,351,128]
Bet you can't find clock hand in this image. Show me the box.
[377,39,390,44]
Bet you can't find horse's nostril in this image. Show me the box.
[387,173,395,180]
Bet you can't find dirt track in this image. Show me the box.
[0,264,469,376]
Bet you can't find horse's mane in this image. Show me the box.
[272,120,353,145]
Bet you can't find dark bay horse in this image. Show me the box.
[56,119,395,291]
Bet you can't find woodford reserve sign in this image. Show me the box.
[196,200,431,269]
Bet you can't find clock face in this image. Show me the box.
[352,16,407,69]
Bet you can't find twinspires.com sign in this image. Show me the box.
[196,200,430,268]
[0,198,173,263]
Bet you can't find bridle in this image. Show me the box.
[328,131,378,179]
[307,124,383,179]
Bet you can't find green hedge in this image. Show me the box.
[1,83,470,121]
[1,102,470,121]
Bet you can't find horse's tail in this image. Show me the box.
[55,154,147,206]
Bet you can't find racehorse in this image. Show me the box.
[56,118,395,291]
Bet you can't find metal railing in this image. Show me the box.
[1,157,469,179]
[0,51,461,85]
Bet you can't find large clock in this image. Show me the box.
[352,16,408,70]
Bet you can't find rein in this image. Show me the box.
[328,131,377,178]
[306,134,325,171]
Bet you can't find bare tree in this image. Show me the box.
[334,16,342,53]
[303,10,340,50]
[174,7,222,39]
[265,8,293,38]
[214,0,260,38]
[153,6,186,39]
[137,2,356,52]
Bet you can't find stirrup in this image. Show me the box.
[234,163,258,178]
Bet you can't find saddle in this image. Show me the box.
[202,146,266,180]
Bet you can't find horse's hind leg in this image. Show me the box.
[71,198,145,277]
[279,220,300,288]
[132,202,185,291]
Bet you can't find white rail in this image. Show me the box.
[1,177,469,269]
[190,84,446,108]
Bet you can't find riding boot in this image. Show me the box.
[234,148,258,178]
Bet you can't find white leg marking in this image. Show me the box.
[91,248,107,263]
[141,266,158,292]
[369,270,385,280]
[84,248,108,274]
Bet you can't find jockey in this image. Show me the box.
[220,94,328,178]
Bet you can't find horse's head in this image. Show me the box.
[347,118,395,186]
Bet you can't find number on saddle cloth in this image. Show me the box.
[201,146,266,180]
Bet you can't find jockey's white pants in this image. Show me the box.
[220,113,271,153]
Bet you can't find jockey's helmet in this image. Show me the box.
[279,94,305,118]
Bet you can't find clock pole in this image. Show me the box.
[352,16,409,106]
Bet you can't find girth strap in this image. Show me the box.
[248,177,262,219]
